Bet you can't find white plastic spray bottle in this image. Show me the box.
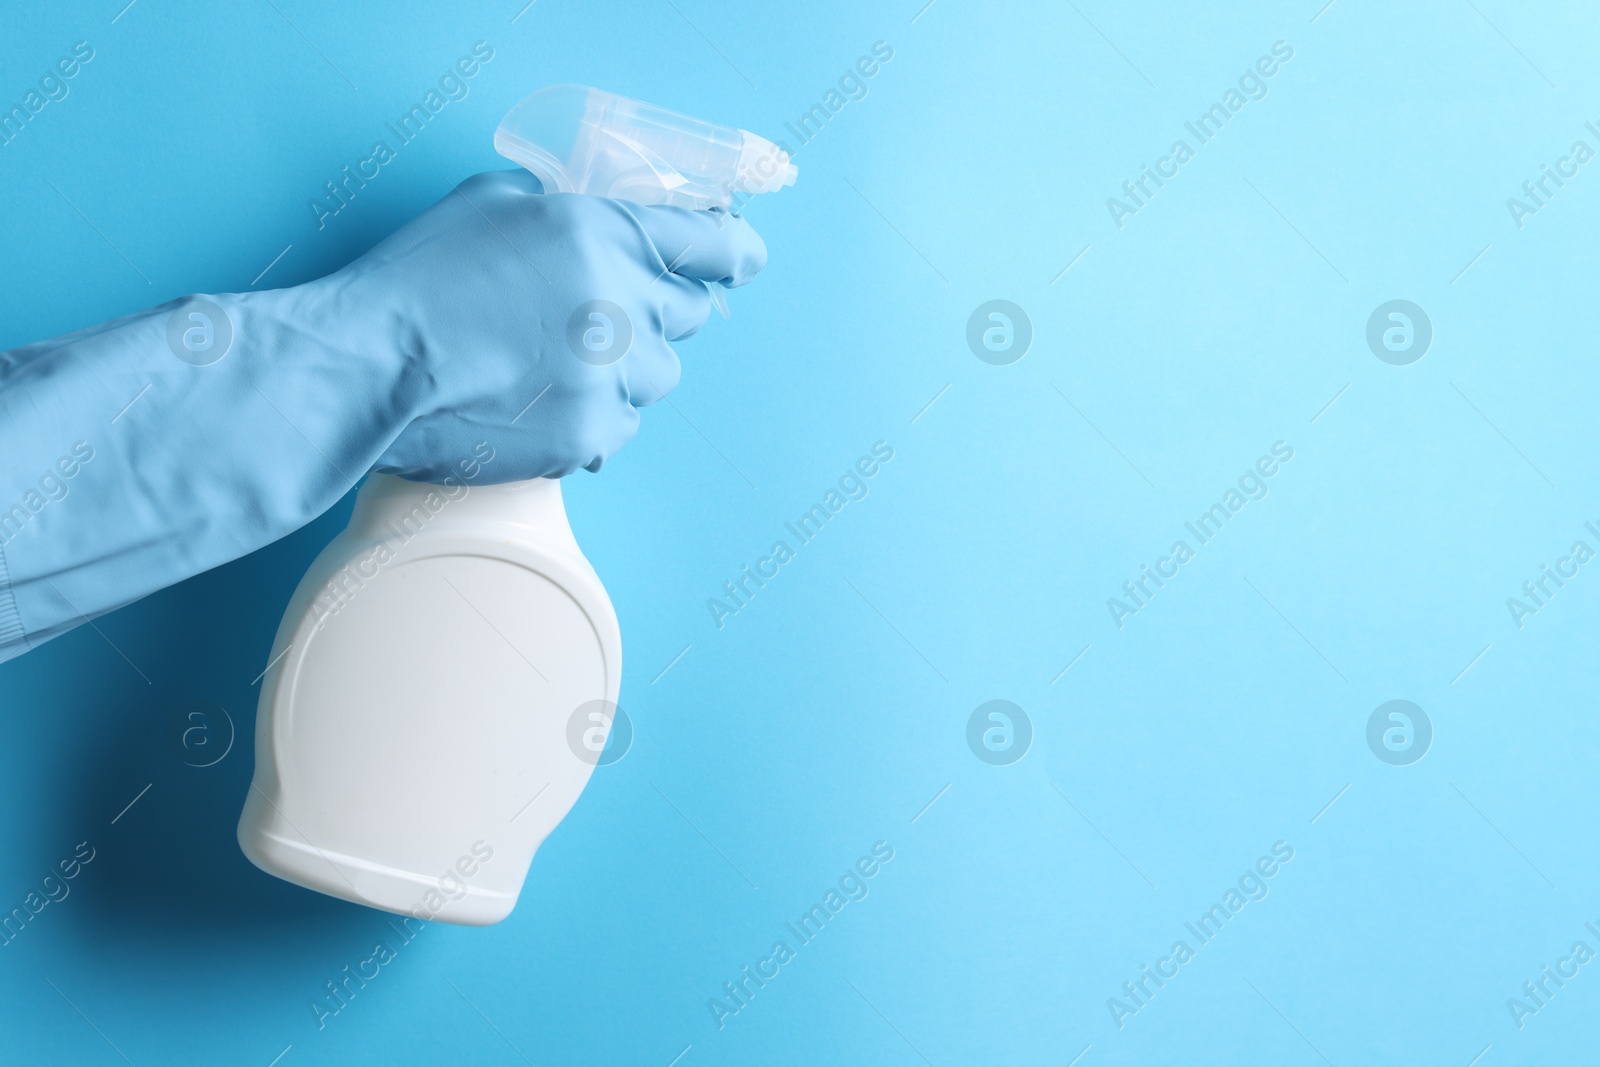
[238,86,795,925]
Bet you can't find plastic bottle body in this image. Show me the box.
[238,475,620,925]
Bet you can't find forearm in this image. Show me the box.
[0,176,770,664]
[0,280,413,662]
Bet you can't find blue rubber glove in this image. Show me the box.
[0,170,767,662]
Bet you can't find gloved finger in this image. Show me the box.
[457,168,541,197]
[581,401,640,472]
[652,266,714,341]
[624,340,682,407]
[623,204,768,287]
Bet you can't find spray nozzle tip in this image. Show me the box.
[735,133,798,195]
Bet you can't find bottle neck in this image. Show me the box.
[349,474,579,552]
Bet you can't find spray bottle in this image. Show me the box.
[237,86,795,925]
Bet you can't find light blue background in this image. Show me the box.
[3,1,1599,1063]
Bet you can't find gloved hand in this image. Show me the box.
[341,170,767,480]
[0,171,767,662]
